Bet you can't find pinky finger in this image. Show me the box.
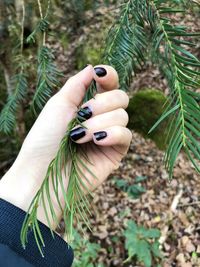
[93,126,132,153]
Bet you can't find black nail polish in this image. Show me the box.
[94,67,107,77]
[77,107,92,122]
[94,131,107,141]
[70,127,86,141]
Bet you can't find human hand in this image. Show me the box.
[0,65,132,228]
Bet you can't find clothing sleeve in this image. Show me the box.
[0,198,74,267]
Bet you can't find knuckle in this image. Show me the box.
[94,93,101,100]
[117,108,129,125]
[127,129,133,142]
[116,90,129,106]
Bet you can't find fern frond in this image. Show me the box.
[32,46,62,112]
[149,0,200,177]
[103,0,148,91]
[0,71,28,134]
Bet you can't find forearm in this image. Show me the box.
[0,152,66,229]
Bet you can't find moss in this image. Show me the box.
[127,89,169,150]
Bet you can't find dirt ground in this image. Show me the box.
[90,132,200,267]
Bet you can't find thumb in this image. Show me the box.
[55,65,95,107]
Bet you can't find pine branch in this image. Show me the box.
[20,112,97,255]
[26,18,49,44]
[0,70,28,134]
[0,0,27,134]
[31,46,62,112]
[103,0,148,91]
[149,0,200,177]
[26,0,50,44]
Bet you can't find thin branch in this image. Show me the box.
[178,201,200,207]
[20,0,25,54]
[37,0,43,19]
[37,0,46,45]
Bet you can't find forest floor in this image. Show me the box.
[53,4,200,267]
[89,132,200,267]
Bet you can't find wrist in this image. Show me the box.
[0,154,64,229]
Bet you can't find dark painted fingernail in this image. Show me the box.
[94,131,107,141]
[94,67,107,77]
[77,107,92,122]
[70,127,86,142]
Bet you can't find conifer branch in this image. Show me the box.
[31,46,62,112]
[0,2,28,134]
[149,0,200,177]
[26,0,50,44]
[103,0,148,91]
[0,70,28,134]
[21,104,97,255]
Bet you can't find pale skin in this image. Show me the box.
[0,65,132,231]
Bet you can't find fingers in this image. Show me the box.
[79,89,129,118]
[49,64,119,108]
[93,126,132,149]
[94,65,119,92]
[70,108,129,144]
[52,65,95,107]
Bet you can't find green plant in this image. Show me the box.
[103,0,200,179]
[124,220,163,267]
[114,176,147,199]
[72,230,103,267]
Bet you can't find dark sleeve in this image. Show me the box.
[0,198,74,267]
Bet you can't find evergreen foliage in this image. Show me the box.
[0,70,28,133]
[103,0,200,177]
[103,0,148,91]
[0,0,200,255]
[32,46,62,112]
[148,0,200,177]
[20,116,97,255]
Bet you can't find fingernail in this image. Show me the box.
[94,131,107,141]
[70,127,86,142]
[77,107,92,122]
[94,67,107,77]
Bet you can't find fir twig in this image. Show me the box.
[149,0,200,177]
[103,0,148,91]
[0,1,28,134]
[21,109,97,254]
[31,46,62,112]
[26,0,50,44]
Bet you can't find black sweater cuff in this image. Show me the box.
[0,198,74,267]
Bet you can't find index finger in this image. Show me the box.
[94,65,119,93]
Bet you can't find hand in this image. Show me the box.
[0,65,132,229]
